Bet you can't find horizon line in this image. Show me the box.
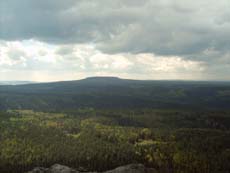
[1,76,230,84]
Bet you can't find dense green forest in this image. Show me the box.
[0,77,230,110]
[0,109,230,173]
[0,78,230,172]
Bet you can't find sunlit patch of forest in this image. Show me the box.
[0,109,230,173]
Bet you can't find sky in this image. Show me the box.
[0,0,230,82]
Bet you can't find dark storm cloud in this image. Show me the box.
[0,0,142,43]
[1,0,230,62]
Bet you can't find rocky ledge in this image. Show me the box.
[28,164,157,173]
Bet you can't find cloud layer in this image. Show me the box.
[0,40,205,81]
[0,0,230,81]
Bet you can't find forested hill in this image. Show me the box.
[0,77,230,110]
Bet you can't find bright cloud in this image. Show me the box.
[0,40,207,81]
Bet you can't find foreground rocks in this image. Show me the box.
[28,164,157,173]
[104,164,156,173]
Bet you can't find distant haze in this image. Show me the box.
[0,81,35,85]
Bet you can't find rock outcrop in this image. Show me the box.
[104,164,156,173]
[28,164,157,173]
[28,164,79,173]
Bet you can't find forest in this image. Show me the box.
[0,109,230,173]
[0,78,230,173]
[0,77,230,111]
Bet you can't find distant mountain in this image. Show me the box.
[0,81,35,85]
[81,76,122,81]
[0,77,230,110]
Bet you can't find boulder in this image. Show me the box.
[49,164,79,173]
[104,164,157,173]
[27,164,78,173]
[27,167,49,173]
[28,164,157,173]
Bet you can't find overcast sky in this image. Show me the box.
[0,0,230,81]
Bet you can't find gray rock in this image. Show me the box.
[49,164,79,173]
[27,167,49,173]
[104,164,157,173]
[27,164,79,173]
[27,164,157,173]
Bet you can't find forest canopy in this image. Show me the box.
[0,109,230,173]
